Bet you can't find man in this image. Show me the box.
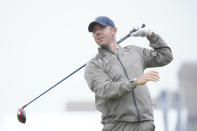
[84,16,173,131]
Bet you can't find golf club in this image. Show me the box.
[17,24,145,124]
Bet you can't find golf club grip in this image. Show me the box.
[117,24,145,44]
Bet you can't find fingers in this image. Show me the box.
[149,77,159,82]
[145,71,160,82]
[149,72,160,81]
[137,70,160,86]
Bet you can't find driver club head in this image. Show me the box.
[17,108,26,124]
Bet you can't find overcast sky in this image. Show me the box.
[0,0,196,130]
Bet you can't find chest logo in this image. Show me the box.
[123,48,130,55]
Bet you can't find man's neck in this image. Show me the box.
[105,42,117,53]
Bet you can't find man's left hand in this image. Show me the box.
[131,28,152,37]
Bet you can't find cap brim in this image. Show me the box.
[88,21,108,32]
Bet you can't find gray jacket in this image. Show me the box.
[84,33,173,124]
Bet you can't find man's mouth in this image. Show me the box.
[98,37,104,41]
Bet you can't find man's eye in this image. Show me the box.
[100,26,105,30]
[92,26,105,33]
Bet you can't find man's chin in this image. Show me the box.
[98,42,107,47]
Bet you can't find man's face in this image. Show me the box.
[92,23,116,47]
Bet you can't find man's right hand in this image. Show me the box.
[136,71,160,86]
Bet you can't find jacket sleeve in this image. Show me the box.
[143,32,173,68]
[84,61,136,99]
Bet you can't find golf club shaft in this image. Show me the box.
[22,64,86,109]
[22,24,145,109]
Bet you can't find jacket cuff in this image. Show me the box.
[146,32,156,41]
[124,81,137,91]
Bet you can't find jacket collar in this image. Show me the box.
[98,45,122,57]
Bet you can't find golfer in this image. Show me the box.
[84,16,173,131]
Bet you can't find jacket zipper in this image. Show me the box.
[116,54,140,121]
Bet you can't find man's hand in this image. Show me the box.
[131,27,152,37]
[136,71,160,86]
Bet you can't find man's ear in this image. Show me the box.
[111,27,117,36]
[113,27,117,33]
